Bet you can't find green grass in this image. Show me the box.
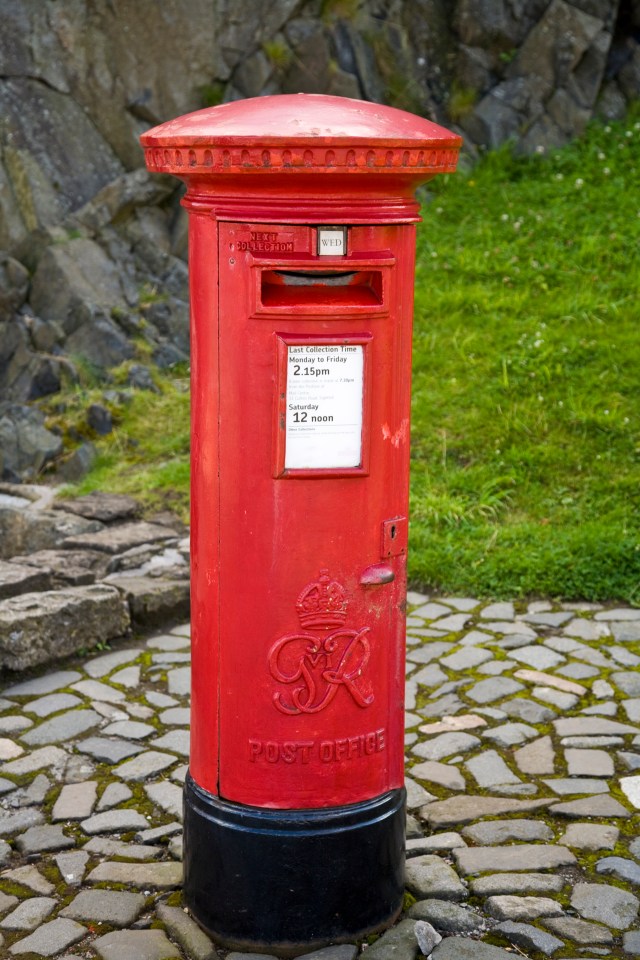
[52,108,640,602]
[410,107,640,602]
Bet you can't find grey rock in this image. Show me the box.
[412,664,447,687]
[619,751,640,771]
[0,560,52,598]
[26,693,83,717]
[0,403,62,479]
[167,666,191,696]
[421,795,550,827]
[145,781,183,820]
[1,864,55,894]
[55,851,89,886]
[508,645,565,670]
[482,722,538,747]
[612,621,640,642]
[412,732,480,761]
[52,781,98,821]
[80,809,150,835]
[22,708,101,746]
[405,855,468,901]
[501,698,557,723]
[114,750,177,781]
[571,881,639,929]
[159,706,190,726]
[157,903,216,959]
[465,750,521,788]
[418,694,464,718]
[623,930,640,954]
[0,806,44,836]
[108,574,190,627]
[0,896,56,930]
[76,736,145,763]
[612,670,640,696]
[136,822,182,844]
[297,948,358,960]
[550,795,631,818]
[543,915,614,944]
[560,823,619,850]
[87,860,182,889]
[7,917,86,956]
[150,729,190,756]
[565,747,614,777]
[3,669,82,697]
[466,676,524,703]
[61,889,146,927]
[532,686,578,710]
[414,920,442,956]
[357,918,418,959]
[406,834,466,856]
[15,824,74,854]
[59,442,97,482]
[471,874,565,897]
[495,920,564,955]
[542,777,609,795]
[407,899,483,933]
[554,717,638,736]
[63,520,176,554]
[1,744,67,776]
[454,845,576,875]
[410,760,466,791]
[514,736,556,774]
[92,929,181,960]
[71,679,126,703]
[562,735,624,747]
[462,819,553,845]
[55,492,140,523]
[0,584,130,670]
[83,837,163,860]
[480,602,515,620]
[84,647,143,678]
[486,896,563,921]
[97,782,133,811]
[431,937,516,960]
[596,856,640,884]
[110,665,141,687]
[103,720,155,739]
[0,892,18,915]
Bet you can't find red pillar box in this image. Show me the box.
[141,95,460,955]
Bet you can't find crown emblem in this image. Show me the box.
[296,569,348,630]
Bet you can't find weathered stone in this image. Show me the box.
[61,889,146,927]
[1,744,67,776]
[410,760,466,791]
[412,731,480,761]
[87,860,182,888]
[108,574,190,627]
[83,837,163,860]
[543,915,614,944]
[486,896,563,921]
[596,856,640,884]
[167,666,190,696]
[464,750,521,788]
[159,707,190,725]
[471,874,565,897]
[532,686,578,710]
[7,917,86,956]
[501,699,557,723]
[408,898,483,932]
[64,521,176,554]
[0,403,63,480]
[514,736,555,775]
[92,929,181,960]
[149,730,190,756]
[0,895,57,931]
[80,809,150,835]
[52,781,98,821]
[76,736,145,763]
[71,679,127,703]
[462,819,553,845]
[1,864,55,894]
[103,720,155,739]
[550,794,631,818]
[421,795,551,827]
[0,584,129,670]
[136,822,182,844]
[157,903,217,960]
[414,920,442,956]
[97,782,133,811]
[431,937,516,960]
[542,777,609,795]
[514,668,585,694]
[22,708,101,746]
[55,851,89,886]
[560,822,619,850]
[145,781,183,820]
[620,775,640,808]
[405,855,468,901]
[15,824,74,854]
[0,891,18,915]
[0,807,44,837]
[355,918,417,959]
[495,920,564,955]
[114,750,177,781]
[466,677,524,703]
[554,717,638,736]
[0,559,52,598]
[25,693,82,717]
[454,844,575,875]
[571,881,639,929]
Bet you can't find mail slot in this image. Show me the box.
[142,93,460,955]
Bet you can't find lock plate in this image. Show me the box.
[381,517,408,558]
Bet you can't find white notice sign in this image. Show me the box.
[285,345,364,470]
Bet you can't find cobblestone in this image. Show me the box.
[0,590,638,958]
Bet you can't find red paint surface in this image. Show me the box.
[142,95,460,809]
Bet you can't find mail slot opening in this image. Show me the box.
[261,269,383,308]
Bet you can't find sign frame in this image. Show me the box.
[273,333,372,479]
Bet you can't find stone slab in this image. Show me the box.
[60,889,146,927]
[405,855,468,901]
[454,844,576,875]
[92,929,181,960]
[22,709,101,746]
[87,860,182,888]
[420,795,551,827]
[7,917,86,956]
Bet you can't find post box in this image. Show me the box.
[141,94,460,955]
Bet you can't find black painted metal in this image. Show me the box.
[183,773,406,956]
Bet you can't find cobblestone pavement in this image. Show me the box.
[0,594,639,959]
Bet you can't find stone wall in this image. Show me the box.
[0,0,638,479]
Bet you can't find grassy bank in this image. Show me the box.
[54,108,640,602]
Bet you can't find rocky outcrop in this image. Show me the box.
[0,1,637,479]
[0,488,190,672]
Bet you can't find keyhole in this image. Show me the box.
[390,525,397,539]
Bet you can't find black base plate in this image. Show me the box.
[183,773,406,956]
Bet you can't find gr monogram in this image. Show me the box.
[268,570,374,715]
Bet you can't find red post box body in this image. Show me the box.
[142,95,460,955]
